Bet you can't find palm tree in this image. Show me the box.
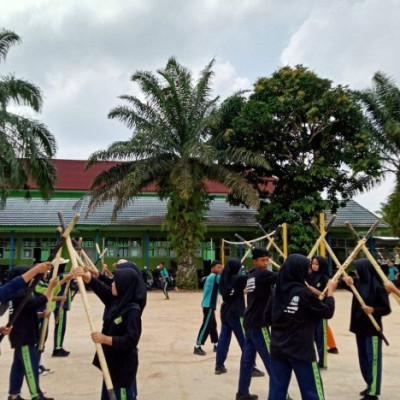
[359,72,400,234]
[0,28,56,204]
[87,57,268,288]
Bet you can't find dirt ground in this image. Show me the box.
[0,289,399,400]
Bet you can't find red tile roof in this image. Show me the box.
[29,159,276,194]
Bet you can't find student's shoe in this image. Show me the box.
[52,348,70,357]
[193,346,206,356]
[327,347,339,354]
[8,395,28,400]
[359,389,368,396]
[362,395,379,400]
[251,367,265,377]
[235,393,258,400]
[32,396,54,400]
[215,365,227,375]
[213,344,217,352]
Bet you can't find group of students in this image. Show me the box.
[194,247,392,400]
[0,257,146,400]
[0,257,75,400]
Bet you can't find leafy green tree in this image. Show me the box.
[87,57,268,288]
[358,72,400,235]
[0,28,56,203]
[218,65,381,253]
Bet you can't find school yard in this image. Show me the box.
[0,289,399,400]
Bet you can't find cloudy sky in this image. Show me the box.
[2,0,400,212]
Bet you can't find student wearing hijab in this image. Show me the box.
[307,256,330,369]
[214,258,247,375]
[342,259,391,400]
[6,266,57,400]
[75,266,144,400]
[265,254,337,400]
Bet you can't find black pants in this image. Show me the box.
[196,307,218,346]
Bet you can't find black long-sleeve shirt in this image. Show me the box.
[244,268,277,329]
[9,293,47,348]
[266,290,335,363]
[89,277,142,388]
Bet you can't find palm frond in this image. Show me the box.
[0,29,20,63]
[0,75,43,111]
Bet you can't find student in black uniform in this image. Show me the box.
[236,247,277,400]
[76,266,144,400]
[306,256,330,369]
[342,259,391,400]
[215,258,247,375]
[7,266,57,400]
[194,260,223,356]
[266,254,337,400]
[52,257,71,357]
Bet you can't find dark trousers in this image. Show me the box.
[101,381,136,400]
[238,327,272,395]
[315,319,328,368]
[268,358,325,400]
[215,316,245,367]
[9,345,43,398]
[162,281,169,299]
[196,307,218,346]
[53,308,67,350]
[356,334,382,396]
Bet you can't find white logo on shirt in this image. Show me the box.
[246,277,256,293]
[284,295,299,314]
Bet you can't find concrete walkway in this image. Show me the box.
[0,289,399,400]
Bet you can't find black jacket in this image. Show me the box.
[266,288,335,363]
[244,268,277,329]
[9,293,47,348]
[90,277,142,388]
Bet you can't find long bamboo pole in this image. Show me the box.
[60,214,116,400]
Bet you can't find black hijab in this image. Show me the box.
[104,268,141,326]
[307,256,329,289]
[272,254,311,322]
[219,258,242,298]
[117,261,147,314]
[354,258,381,304]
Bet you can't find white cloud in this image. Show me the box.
[281,0,400,89]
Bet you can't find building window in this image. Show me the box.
[149,239,170,257]
[105,237,142,258]
[0,239,11,259]
[21,237,57,261]
[81,238,95,260]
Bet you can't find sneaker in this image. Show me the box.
[360,389,368,396]
[193,346,206,356]
[215,365,227,375]
[8,395,28,400]
[52,348,70,357]
[362,395,379,400]
[236,394,259,400]
[213,344,217,352]
[34,396,55,400]
[251,367,265,377]
[327,347,339,354]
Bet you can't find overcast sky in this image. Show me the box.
[2,0,400,213]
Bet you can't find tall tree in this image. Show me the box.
[217,65,381,253]
[358,72,400,235]
[87,57,268,288]
[0,28,57,203]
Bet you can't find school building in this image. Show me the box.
[0,160,395,277]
